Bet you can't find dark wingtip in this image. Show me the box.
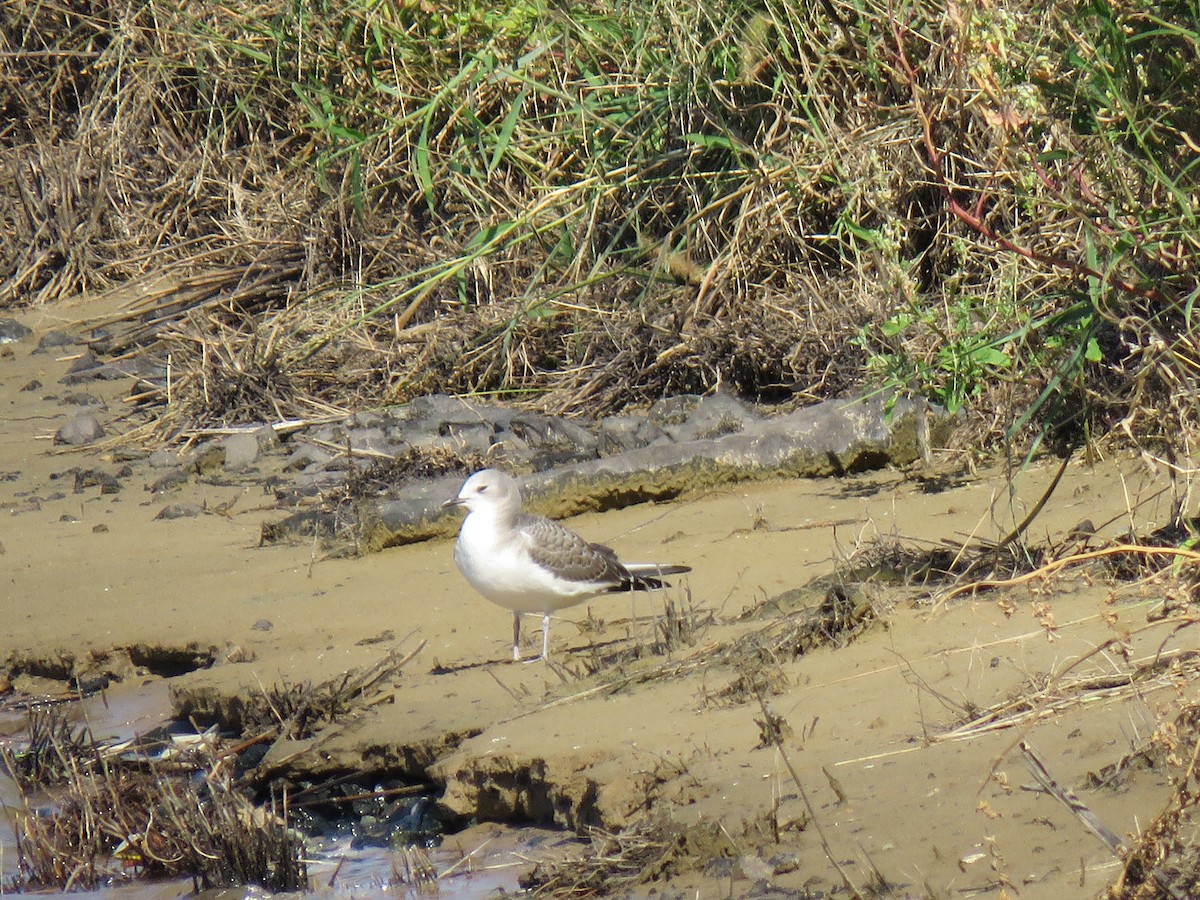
[620,574,668,592]
[609,564,691,593]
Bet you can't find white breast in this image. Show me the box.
[454,512,607,614]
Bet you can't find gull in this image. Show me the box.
[443,469,690,661]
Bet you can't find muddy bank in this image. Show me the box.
[2,310,1195,897]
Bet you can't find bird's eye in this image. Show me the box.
[477,485,487,493]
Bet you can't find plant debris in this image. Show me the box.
[520,817,737,896]
[1,708,306,893]
[0,645,427,893]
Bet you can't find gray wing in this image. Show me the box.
[518,513,628,587]
[517,514,686,591]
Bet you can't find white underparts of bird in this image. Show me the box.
[442,469,690,662]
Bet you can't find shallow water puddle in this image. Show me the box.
[0,679,569,897]
[0,782,555,898]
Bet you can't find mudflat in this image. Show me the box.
[1,309,1186,898]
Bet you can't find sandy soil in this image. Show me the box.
[1,303,1193,898]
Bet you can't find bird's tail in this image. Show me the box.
[619,563,691,592]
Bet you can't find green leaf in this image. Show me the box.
[229,42,271,64]
[466,220,518,252]
[971,346,1011,368]
[684,133,738,151]
[415,118,434,214]
[881,314,912,338]
[488,85,528,176]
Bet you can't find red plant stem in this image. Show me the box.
[888,13,1170,308]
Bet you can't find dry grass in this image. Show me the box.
[3,0,1196,452]
[1,709,307,892]
[520,816,737,896]
[1110,700,1200,899]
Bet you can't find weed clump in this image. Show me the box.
[0,647,423,893]
[1,709,306,893]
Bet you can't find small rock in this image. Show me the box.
[62,391,103,407]
[34,330,78,353]
[20,379,41,392]
[221,432,260,470]
[60,350,103,384]
[187,443,226,475]
[91,523,109,533]
[154,503,201,520]
[254,424,281,453]
[251,619,274,632]
[59,513,79,523]
[147,469,189,494]
[54,413,105,446]
[147,449,180,468]
[0,318,32,344]
[283,442,333,472]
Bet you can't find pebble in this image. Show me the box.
[154,503,201,520]
[147,469,189,494]
[147,449,180,468]
[60,350,103,384]
[0,318,31,344]
[221,432,260,470]
[62,391,103,407]
[54,413,105,446]
[34,330,79,353]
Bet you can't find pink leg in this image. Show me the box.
[540,613,552,660]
